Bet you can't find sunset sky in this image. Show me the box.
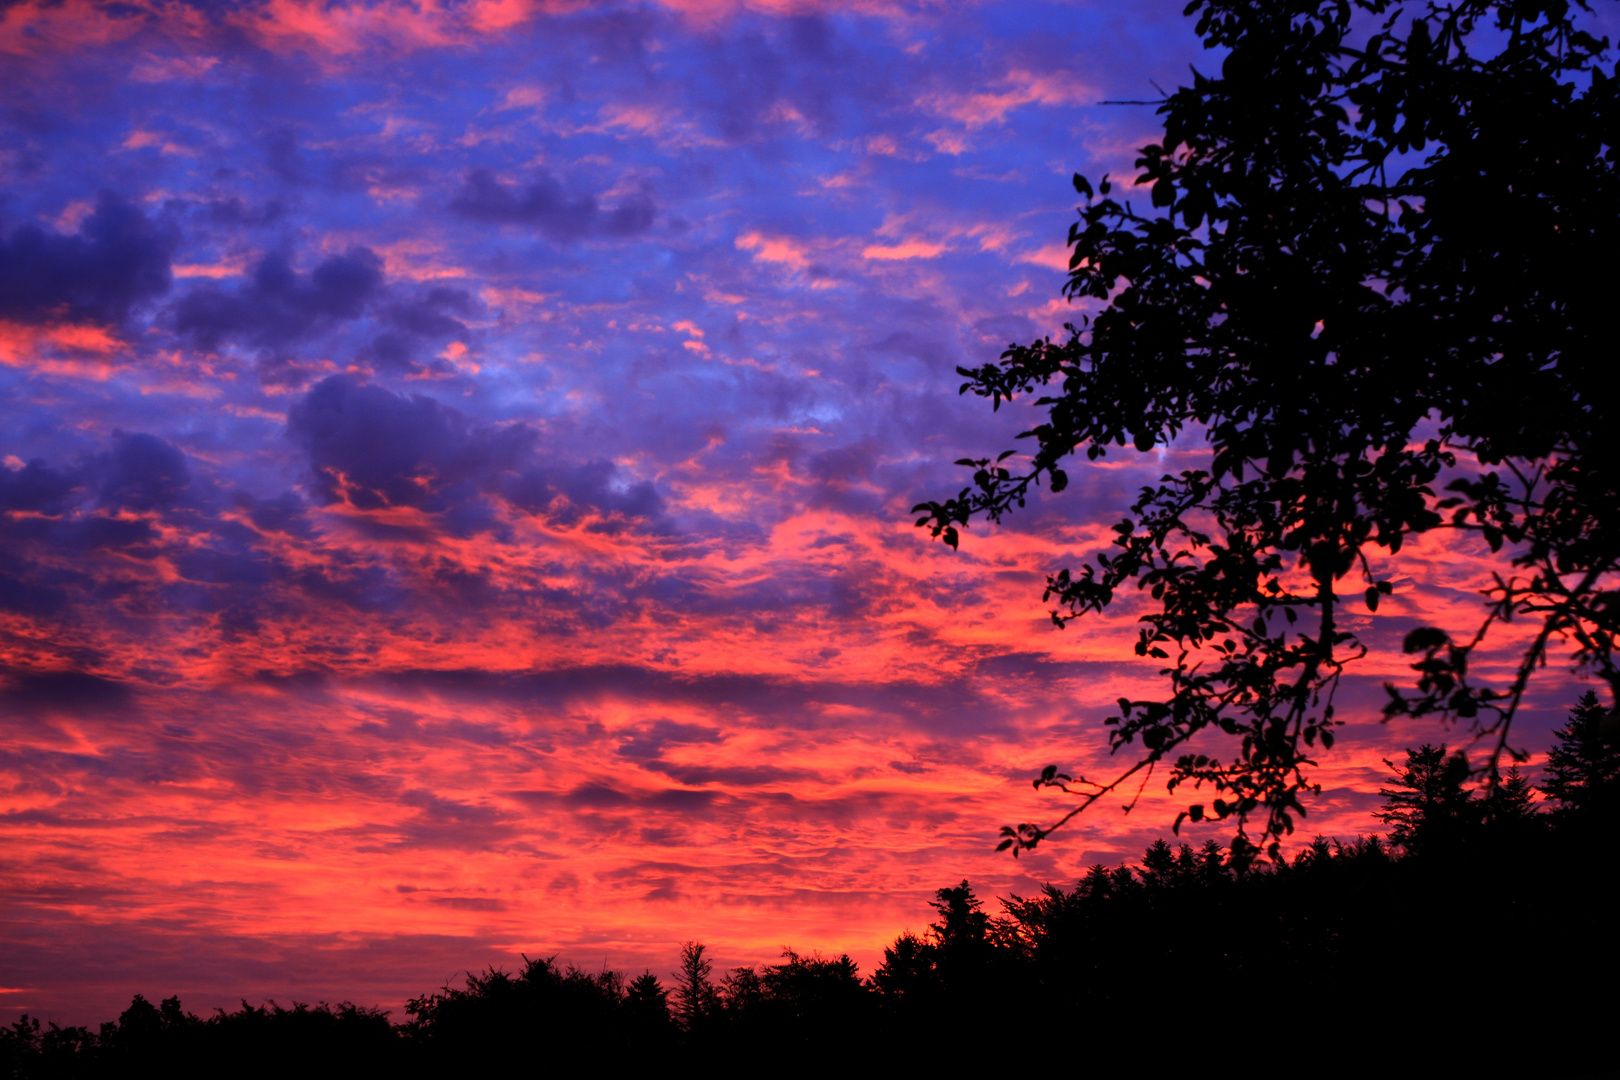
[1,0,1604,1025]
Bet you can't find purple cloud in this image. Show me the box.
[0,192,175,326]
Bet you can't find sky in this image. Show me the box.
[0,0,1601,1025]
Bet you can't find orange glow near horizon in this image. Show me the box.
[1,480,1584,1022]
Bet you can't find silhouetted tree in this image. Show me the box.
[1543,689,1620,820]
[625,971,669,1015]
[619,970,675,1056]
[2,996,404,1080]
[1374,744,1477,853]
[1,1014,96,1079]
[404,955,638,1071]
[756,951,866,1041]
[926,880,992,976]
[1483,762,1538,828]
[869,931,938,1006]
[913,0,1620,855]
[670,941,718,1032]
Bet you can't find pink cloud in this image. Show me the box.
[862,240,947,260]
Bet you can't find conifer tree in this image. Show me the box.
[671,941,718,1031]
[1543,690,1620,819]
[1373,744,1476,853]
[1482,763,1537,827]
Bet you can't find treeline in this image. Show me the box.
[6,694,1617,1077]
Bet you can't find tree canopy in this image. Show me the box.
[913,0,1620,855]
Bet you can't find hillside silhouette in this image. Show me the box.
[5,692,1615,1077]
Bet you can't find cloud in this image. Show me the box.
[96,431,191,512]
[285,377,667,531]
[0,192,175,326]
[172,248,383,351]
[615,719,724,761]
[919,68,1093,128]
[1016,243,1071,271]
[286,375,532,514]
[448,168,655,240]
[862,240,946,261]
[243,492,314,537]
[504,459,665,528]
[0,459,81,514]
[735,231,811,271]
[0,669,133,713]
[360,284,481,371]
[0,430,193,538]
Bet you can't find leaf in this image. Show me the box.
[1402,627,1447,653]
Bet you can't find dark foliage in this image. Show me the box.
[6,706,1614,1077]
[912,0,1620,854]
[670,940,718,1033]
[402,956,670,1070]
[0,996,400,1080]
[1542,688,1620,819]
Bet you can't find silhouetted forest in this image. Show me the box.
[6,694,1616,1077]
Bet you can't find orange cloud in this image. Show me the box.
[1017,242,1072,271]
[920,68,1093,128]
[862,240,947,260]
[736,231,812,271]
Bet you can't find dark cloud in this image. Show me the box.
[428,896,506,911]
[642,761,813,787]
[390,789,517,850]
[284,376,665,531]
[688,16,901,144]
[505,459,664,527]
[204,196,285,227]
[381,662,1062,739]
[51,516,158,552]
[362,286,480,372]
[0,573,68,616]
[0,670,132,714]
[0,191,175,325]
[448,168,655,240]
[382,286,476,339]
[615,719,723,762]
[0,433,200,618]
[242,491,314,537]
[0,459,80,514]
[96,431,191,512]
[172,247,383,350]
[513,782,721,813]
[263,127,305,184]
[286,375,532,513]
